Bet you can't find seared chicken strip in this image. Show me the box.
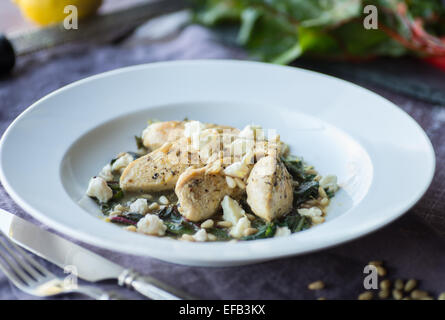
[142,120,239,151]
[246,155,293,221]
[175,161,242,222]
[120,138,201,192]
[142,121,186,150]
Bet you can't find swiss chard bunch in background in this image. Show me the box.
[193,0,445,64]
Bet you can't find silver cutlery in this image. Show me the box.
[0,209,195,300]
[0,228,116,299]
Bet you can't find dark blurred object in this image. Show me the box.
[293,58,445,106]
[0,0,188,76]
[0,35,15,74]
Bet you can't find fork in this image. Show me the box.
[0,229,118,299]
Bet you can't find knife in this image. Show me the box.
[0,209,195,300]
[0,0,189,75]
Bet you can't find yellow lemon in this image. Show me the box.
[13,0,103,26]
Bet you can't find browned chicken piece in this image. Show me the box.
[142,121,185,150]
[120,138,201,192]
[142,120,239,151]
[175,161,242,222]
[246,155,293,221]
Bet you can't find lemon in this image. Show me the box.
[13,0,103,26]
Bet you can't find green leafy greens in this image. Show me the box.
[194,0,445,63]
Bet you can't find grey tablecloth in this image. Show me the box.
[0,25,444,300]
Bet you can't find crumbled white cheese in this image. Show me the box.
[111,153,134,172]
[193,229,208,242]
[221,196,245,225]
[98,163,114,181]
[230,217,251,238]
[137,214,167,236]
[224,161,250,178]
[130,199,149,214]
[158,195,169,205]
[275,226,291,237]
[319,175,339,193]
[184,121,205,150]
[298,207,323,218]
[86,177,113,203]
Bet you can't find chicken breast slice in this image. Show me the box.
[175,161,242,222]
[142,120,239,151]
[120,138,201,192]
[246,156,293,222]
[142,121,185,150]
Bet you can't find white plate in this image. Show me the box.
[0,60,435,266]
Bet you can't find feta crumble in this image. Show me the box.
[298,207,323,218]
[221,196,246,225]
[275,226,291,237]
[319,175,339,192]
[230,217,251,238]
[111,153,134,173]
[225,176,236,188]
[86,176,113,203]
[130,199,149,214]
[298,207,325,224]
[136,214,167,236]
[184,120,205,150]
[98,163,113,181]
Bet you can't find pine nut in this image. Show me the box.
[392,289,403,300]
[217,221,232,228]
[158,195,169,205]
[378,290,390,299]
[394,279,404,290]
[404,279,417,292]
[207,234,217,241]
[125,225,137,232]
[246,213,256,221]
[318,186,327,198]
[235,178,246,189]
[380,280,391,291]
[368,260,382,267]
[308,281,325,290]
[376,266,387,277]
[411,290,428,300]
[148,202,160,210]
[201,219,214,229]
[358,292,373,300]
[226,176,236,188]
[180,234,195,242]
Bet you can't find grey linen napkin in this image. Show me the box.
[0,25,444,300]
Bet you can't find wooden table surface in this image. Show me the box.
[0,0,145,33]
